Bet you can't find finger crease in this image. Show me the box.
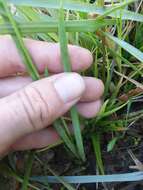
[31,86,50,123]
[19,90,37,131]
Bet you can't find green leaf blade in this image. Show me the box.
[58,3,85,161]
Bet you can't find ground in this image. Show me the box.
[1,118,143,190]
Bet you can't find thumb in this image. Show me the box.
[0,73,85,154]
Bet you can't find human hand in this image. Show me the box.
[0,36,104,156]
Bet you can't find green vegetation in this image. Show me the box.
[0,0,143,189]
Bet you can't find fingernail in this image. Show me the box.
[54,73,85,103]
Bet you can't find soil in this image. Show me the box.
[0,119,143,190]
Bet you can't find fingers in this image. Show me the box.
[11,123,83,151]
[0,76,32,98]
[0,73,85,155]
[81,77,104,102]
[11,128,60,151]
[0,36,93,77]
[0,76,104,102]
[77,100,102,118]
[11,100,101,150]
[0,76,104,119]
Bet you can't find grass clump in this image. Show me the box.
[0,0,143,189]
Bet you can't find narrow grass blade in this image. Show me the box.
[105,33,143,63]
[58,2,85,161]
[96,101,129,120]
[107,137,118,152]
[44,65,78,159]
[54,120,78,158]
[21,151,35,190]
[45,166,76,190]
[115,71,143,89]
[0,164,39,190]
[70,106,85,161]
[108,47,143,76]
[9,0,143,22]
[0,19,115,34]
[92,133,104,175]
[95,0,137,21]
[31,172,143,183]
[42,6,79,160]
[0,0,40,81]
[0,2,40,190]
[58,5,71,72]
[97,99,109,116]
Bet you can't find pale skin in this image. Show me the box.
[0,36,104,157]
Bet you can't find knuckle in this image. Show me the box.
[19,85,51,130]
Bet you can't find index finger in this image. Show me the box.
[0,35,93,77]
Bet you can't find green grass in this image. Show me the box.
[0,0,143,189]
[0,0,40,81]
